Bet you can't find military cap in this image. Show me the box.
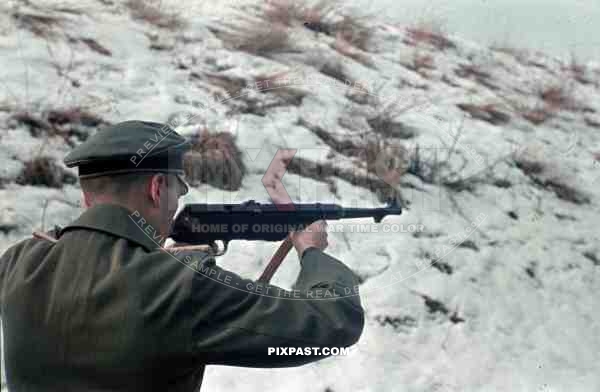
[64,120,191,184]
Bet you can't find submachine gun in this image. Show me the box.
[169,199,402,282]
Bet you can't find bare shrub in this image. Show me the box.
[126,0,185,30]
[183,129,246,191]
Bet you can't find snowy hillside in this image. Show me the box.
[1,0,600,391]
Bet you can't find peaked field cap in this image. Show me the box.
[64,120,191,179]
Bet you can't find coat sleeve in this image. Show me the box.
[0,246,12,315]
[176,247,365,368]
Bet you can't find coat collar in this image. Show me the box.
[60,203,165,252]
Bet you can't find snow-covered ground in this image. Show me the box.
[1,0,600,391]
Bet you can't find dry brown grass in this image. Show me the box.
[183,128,246,191]
[79,37,112,56]
[126,0,185,30]
[226,20,292,56]
[319,60,349,84]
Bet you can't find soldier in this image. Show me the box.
[0,120,365,391]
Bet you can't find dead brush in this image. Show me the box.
[404,22,456,51]
[537,83,577,111]
[456,103,511,125]
[12,11,64,39]
[332,35,374,68]
[403,51,435,77]
[11,108,106,146]
[265,0,374,51]
[495,80,577,125]
[222,18,292,56]
[521,107,554,125]
[296,117,409,190]
[364,86,429,139]
[183,128,246,191]
[585,116,600,128]
[16,156,76,188]
[285,153,404,204]
[253,71,308,105]
[319,60,349,84]
[513,147,590,204]
[125,0,185,30]
[264,0,303,26]
[455,63,497,90]
[78,37,112,56]
[333,13,373,52]
[489,44,529,64]
[562,53,593,85]
[202,72,247,99]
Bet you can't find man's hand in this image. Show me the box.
[290,220,328,257]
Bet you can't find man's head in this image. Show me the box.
[64,120,192,237]
[80,172,188,236]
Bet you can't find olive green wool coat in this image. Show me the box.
[0,203,364,391]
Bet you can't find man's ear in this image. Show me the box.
[148,174,166,207]
[82,191,93,208]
